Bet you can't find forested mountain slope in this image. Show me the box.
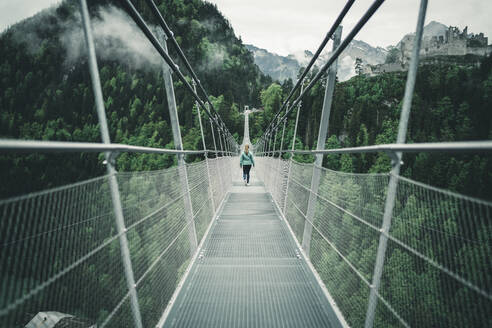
[0,0,271,198]
[251,55,492,201]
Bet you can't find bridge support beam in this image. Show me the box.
[79,1,143,327]
[364,1,428,327]
[302,26,342,257]
[159,29,198,253]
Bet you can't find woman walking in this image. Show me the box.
[240,144,255,186]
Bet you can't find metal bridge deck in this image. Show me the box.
[163,180,342,328]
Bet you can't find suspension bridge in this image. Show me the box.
[1,0,491,327]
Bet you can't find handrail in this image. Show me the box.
[0,139,236,155]
[256,141,492,156]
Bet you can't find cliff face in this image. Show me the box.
[246,40,387,82]
[245,44,301,82]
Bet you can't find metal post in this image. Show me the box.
[268,127,278,193]
[209,117,223,206]
[216,124,226,191]
[79,1,143,327]
[291,82,304,152]
[226,134,231,154]
[264,135,267,154]
[270,124,282,197]
[224,133,228,154]
[273,113,287,208]
[158,29,197,252]
[217,123,224,156]
[222,127,227,155]
[209,115,218,156]
[272,127,278,157]
[223,126,229,155]
[193,80,216,215]
[279,106,287,155]
[224,130,231,183]
[283,92,302,214]
[263,132,270,156]
[244,108,250,145]
[364,1,427,327]
[266,132,272,157]
[302,26,342,257]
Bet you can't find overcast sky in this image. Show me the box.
[0,0,62,32]
[1,0,491,56]
[208,0,492,55]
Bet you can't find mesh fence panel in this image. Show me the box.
[209,157,233,210]
[276,160,388,326]
[208,157,222,212]
[284,161,312,242]
[0,176,128,327]
[262,158,492,328]
[0,158,234,327]
[186,161,214,243]
[256,157,289,207]
[373,175,492,328]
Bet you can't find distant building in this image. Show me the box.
[362,26,491,76]
[400,25,491,64]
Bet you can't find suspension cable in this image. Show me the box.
[257,0,385,144]
[261,0,356,137]
[142,0,227,133]
[122,0,236,145]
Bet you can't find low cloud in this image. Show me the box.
[9,5,162,70]
[201,40,229,71]
[61,6,162,69]
[10,4,232,74]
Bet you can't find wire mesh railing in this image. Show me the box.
[0,157,234,327]
[256,156,492,327]
[0,0,240,326]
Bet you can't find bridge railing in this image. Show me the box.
[0,154,234,328]
[252,0,492,325]
[256,146,492,328]
[0,0,239,327]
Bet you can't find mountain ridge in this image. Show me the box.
[246,21,480,82]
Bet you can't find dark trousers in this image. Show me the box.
[242,165,252,183]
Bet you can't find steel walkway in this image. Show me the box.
[163,180,343,327]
